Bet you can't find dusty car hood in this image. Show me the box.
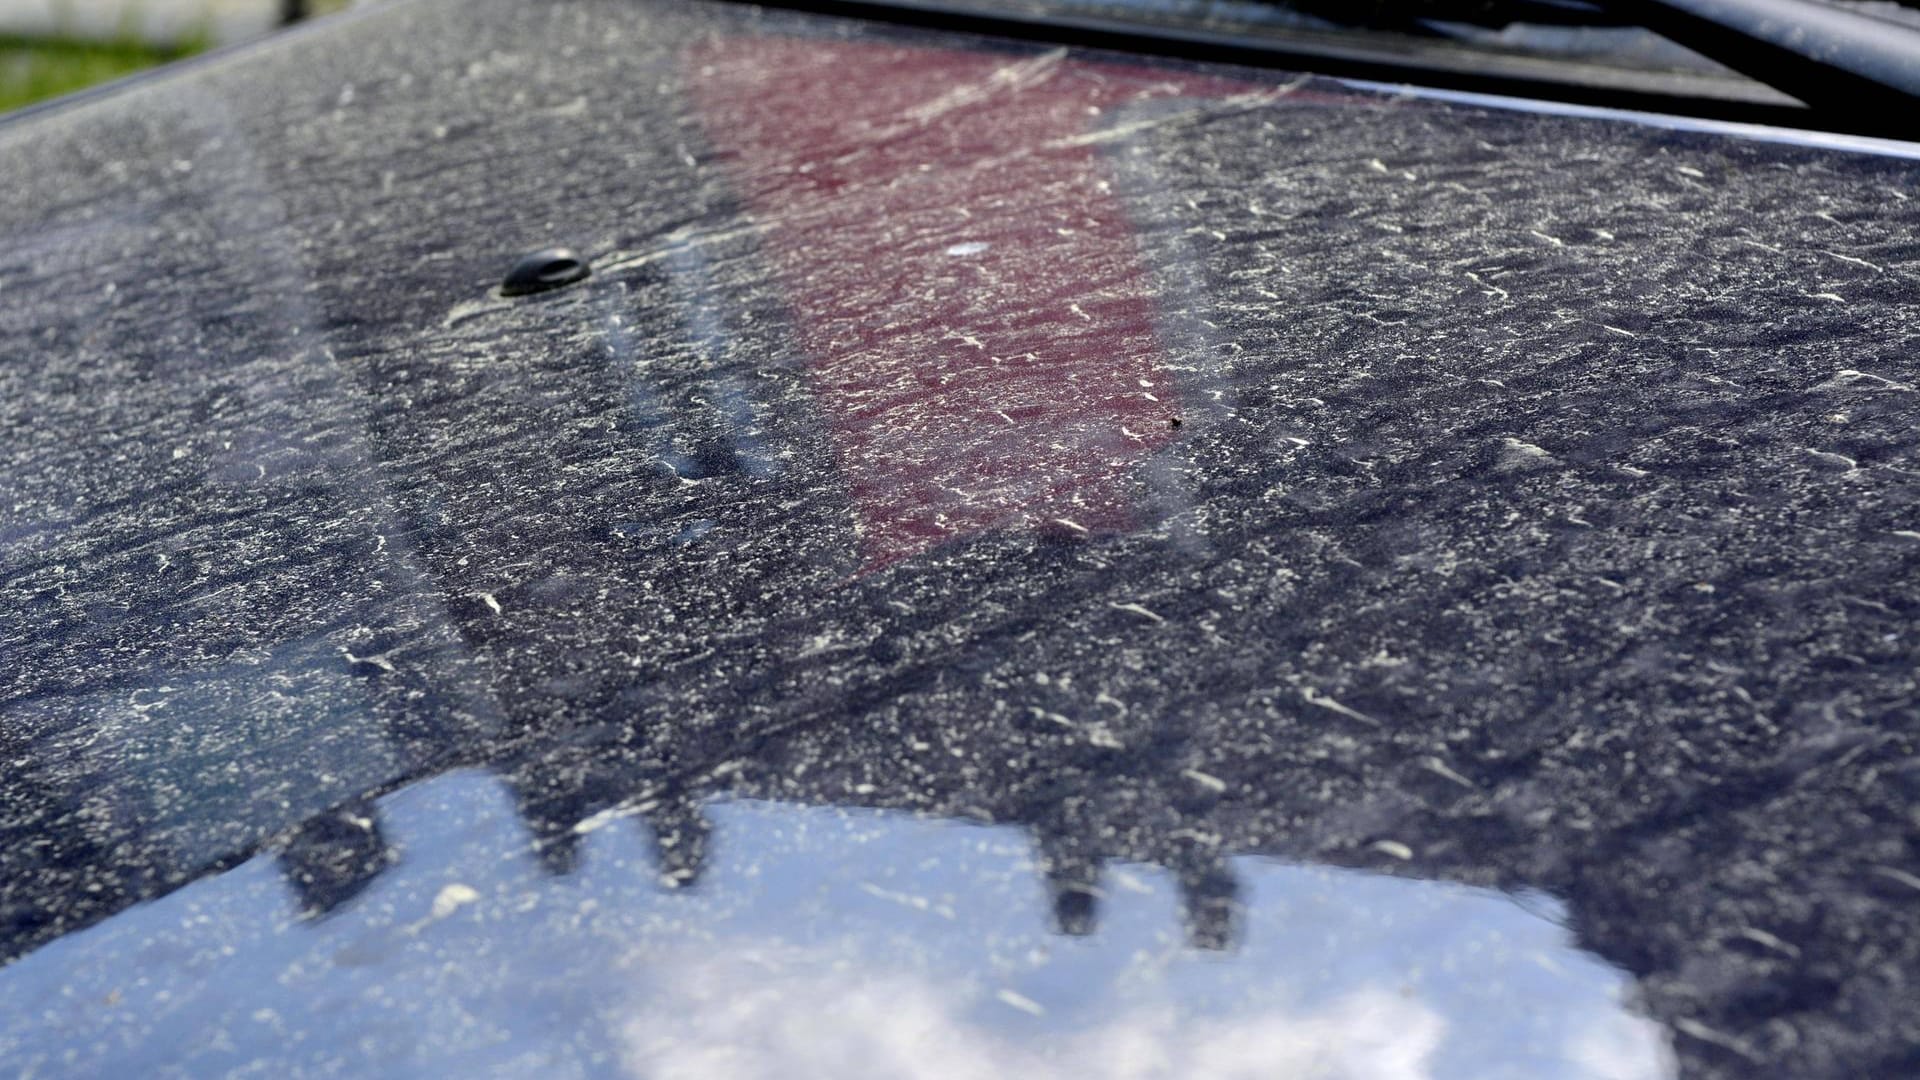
[3,0,1920,1076]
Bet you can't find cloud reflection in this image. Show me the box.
[621,943,1445,1080]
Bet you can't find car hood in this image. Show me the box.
[3,1,1919,1076]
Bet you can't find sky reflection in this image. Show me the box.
[0,770,1671,1078]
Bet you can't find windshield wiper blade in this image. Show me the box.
[751,1,1804,106]
[737,0,1920,136]
[1607,0,1920,119]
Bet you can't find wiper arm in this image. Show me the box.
[740,0,1917,137]
[1609,0,1920,118]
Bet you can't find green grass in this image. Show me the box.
[0,32,207,115]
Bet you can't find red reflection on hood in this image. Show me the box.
[688,38,1251,570]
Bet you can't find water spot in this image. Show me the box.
[995,988,1046,1016]
[430,883,480,920]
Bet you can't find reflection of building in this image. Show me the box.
[276,799,393,917]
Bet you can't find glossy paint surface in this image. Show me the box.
[3,1,1919,1076]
